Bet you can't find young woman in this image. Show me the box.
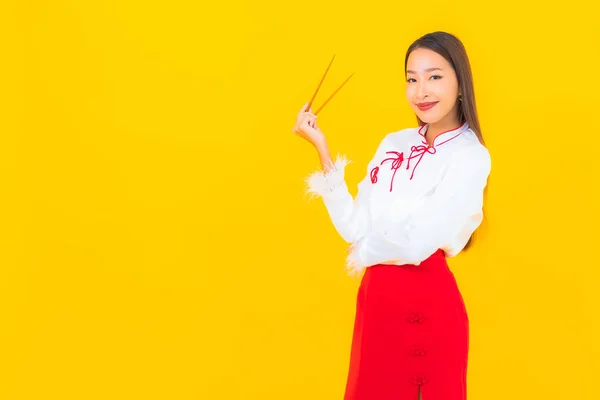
[292,31,491,400]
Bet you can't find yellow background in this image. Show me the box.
[2,0,599,399]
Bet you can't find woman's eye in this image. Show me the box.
[407,76,441,82]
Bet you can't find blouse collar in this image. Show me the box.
[418,122,469,147]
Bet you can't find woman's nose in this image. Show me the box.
[417,84,429,100]
[416,83,427,100]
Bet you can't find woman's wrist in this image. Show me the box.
[314,140,334,172]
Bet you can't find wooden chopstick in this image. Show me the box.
[305,54,354,115]
[314,72,354,115]
[306,54,336,112]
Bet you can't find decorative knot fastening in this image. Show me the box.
[380,151,404,192]
[370,125,466,192]
[378,145,435,191]
[370,166,379,183]
[410,375,429,386]
[406,311,427,324]
[406,144,436,180]
[409,345,427,357]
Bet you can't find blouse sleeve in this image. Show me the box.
[304,155,369,244]
[346,144,491,274]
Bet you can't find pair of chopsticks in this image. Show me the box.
[305,54,354,115]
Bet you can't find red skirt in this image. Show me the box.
[344,249,469,400]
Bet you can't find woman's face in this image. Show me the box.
[405,48,461,126]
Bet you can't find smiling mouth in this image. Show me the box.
[417,102,438,111]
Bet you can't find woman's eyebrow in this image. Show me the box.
[406,67,444,74]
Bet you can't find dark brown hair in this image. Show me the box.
[404,31,487,251]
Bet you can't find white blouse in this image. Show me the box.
[305,122,491,276]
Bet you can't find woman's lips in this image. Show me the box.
[417,102,438,111]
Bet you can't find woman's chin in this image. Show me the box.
[416,114,437,124]
[415,110,443,125]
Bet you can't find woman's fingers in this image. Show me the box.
[293,103,320,135]
[297,113,317,128]
[298,103,317,118]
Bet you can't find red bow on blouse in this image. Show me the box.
[379,145,436,191]
[371,124,467,192]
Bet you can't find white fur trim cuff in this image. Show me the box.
[304,155,350,198]
[345,239,365,277]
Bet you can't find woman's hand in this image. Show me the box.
[292,102,326,148]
